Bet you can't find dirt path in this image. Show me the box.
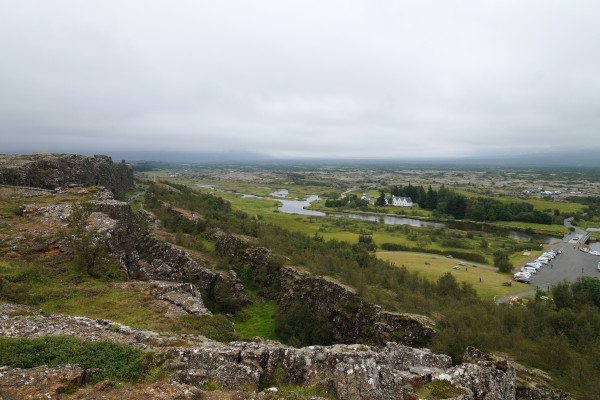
[495,290,537,304]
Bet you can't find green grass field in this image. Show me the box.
[234,301,280,341]
[488,220,569,235]
[184,180,331,200]
[376,252,532,300]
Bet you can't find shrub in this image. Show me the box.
[274,303,333,347]
[0,336,145,383]
[419,379,462,399]
[493,252,513,273]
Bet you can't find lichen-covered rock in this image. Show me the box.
[215,233,242,257]
[160,341,452,400]
[0,365,334,400]
[243,247,272,269]
[0,364,204,400]
[0,153,134,199]
[516,388,574,400]
[111,280,212,317]
[0,364,84,400]
[0,303,572,400]
[0,302,210,349]
[277,266,436,346]
[132,229,251,307]
[459,348,574,400]
[446,360,515,400]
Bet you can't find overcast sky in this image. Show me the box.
[1,1,599,159]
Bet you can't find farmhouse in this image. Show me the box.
[385,196,413,207]
[361,193,374,205]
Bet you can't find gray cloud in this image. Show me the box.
[1,1,599,159]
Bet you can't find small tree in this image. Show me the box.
[493,252,513,273]
[63,201,108,277]
[375,191,386,207]
[358,234,376,251]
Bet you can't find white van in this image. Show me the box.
[522,266,537,274]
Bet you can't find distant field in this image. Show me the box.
[454,189,585,214]
[186,181,330,199]
[376,252,532,300]
[488,221,569,235]
[581,220,600,229]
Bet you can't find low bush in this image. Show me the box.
[0,336,145,383]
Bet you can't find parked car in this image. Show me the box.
[589,250,600,256]
[581,248,590,253]
[529,262,543,267]
[514,272,531,279]
[521,266,537,274]
[514,276,530,284]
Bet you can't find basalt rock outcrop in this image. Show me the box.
[223,242,435,347]
[0,302,572,400]
[130,222,250,307]
[0,364,206,400]
[0,302,211,349]
[111,280,212,317]
[277,266,435,347]
[161,341,454,400]
[0,153,134,199]
[0,364,87,400]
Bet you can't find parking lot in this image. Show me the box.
[529,242,600,290]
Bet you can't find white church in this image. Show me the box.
[385,196,413,207]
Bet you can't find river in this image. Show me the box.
[198,184,561,244]
[265,193,560,244]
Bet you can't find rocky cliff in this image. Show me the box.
[124,211,251,308]
[0,153,134,199]
[277,265,435,347]
[236,243,435,347]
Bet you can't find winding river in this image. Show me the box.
[198,184,562,244]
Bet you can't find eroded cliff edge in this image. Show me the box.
[0,153,134,199]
